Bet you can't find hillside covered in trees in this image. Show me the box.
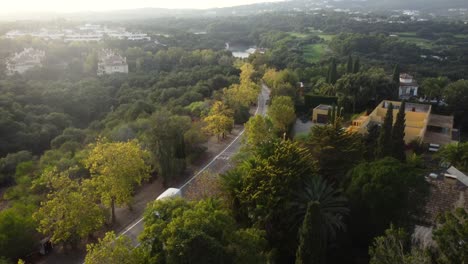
[0,7,467,264]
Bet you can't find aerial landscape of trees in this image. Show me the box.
[0,5,467,264]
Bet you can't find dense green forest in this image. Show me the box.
[0,10,467,264]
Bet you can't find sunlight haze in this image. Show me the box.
[2,0,284,13]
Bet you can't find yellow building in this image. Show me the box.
[348,100,456,146]
[312,104,332,124]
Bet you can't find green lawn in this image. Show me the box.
[288,32,308,38]
[317,34,335,41]
[391,32,433,49]
[304,44,327,63]
[454,34,468,39]
[394,32,417,37]
[398,36,433,49]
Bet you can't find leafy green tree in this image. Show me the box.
[436,142,468,172]
[369,225,431,264]
[244,115,275,148]
[433,208,467,264]
[444,80,468,130]
[0,203,37,259]
[290,176,349,240]
[293,176,349,264]
[34,168,105,245]
[353,56,360,73]
[345,158,429,245]
[0,151,33,186]
[85,231,145,264]
[139,198,267,264]
[306,124,364,182]
[392,64,400,84]
[228,228,268,264]
[147,112,191,185]
[346,55,353,74]
[376,103,394,158]
[421,77,449,103]
[392,101,406,162]
[327,58,338,84]
[335,71,375,113]
[83,139,151,223]
[268,96,296,135]
[262,68,298,99]
[236,140,316,259]
[204,101,235,141]
[295,201,325,264]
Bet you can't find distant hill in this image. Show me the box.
[333,0,468,11]
[1,0,468,21]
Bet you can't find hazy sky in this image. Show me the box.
[3,0,283,13]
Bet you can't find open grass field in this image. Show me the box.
[287,31,336,42]
[317,34,335,41]
[288,32,308,38]
[304,43,327,63]
[392,32,433,49]
[398,36,433,49]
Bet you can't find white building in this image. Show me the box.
[3,24,150,42]
[399,73,419,99]
[107,32,151,41]
[64,34,103,42]
[6,48,45,75]
[97,49,128,76]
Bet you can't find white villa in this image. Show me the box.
[399,73,419,99]
[6,48,46,75]
[97,49,129,76]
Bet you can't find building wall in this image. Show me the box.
[312,108,329,123]
[100,64,128,75]
[348,100,431,143]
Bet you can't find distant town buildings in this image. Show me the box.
[5,48,45,75]
[3,24,151,42]
[97,49,128,76]
[399,73,419,99]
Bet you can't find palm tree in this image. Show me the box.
[289,176,349,242]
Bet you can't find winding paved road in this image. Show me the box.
[119,84,270,247]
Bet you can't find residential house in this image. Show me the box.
[399,73,419,99]
[97,49,128,76]
[348,100,457,146]
[312,104,332,124]
[5,48,45,75]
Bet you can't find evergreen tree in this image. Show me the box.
[392,101,406,162]
[392,64,400,84]
[353,56,360,73]
[347,55,353,74]
[376,103,394,158]
[295,201,326,264]
[327,58,338,84]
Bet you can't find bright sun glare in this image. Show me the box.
[2,0,283,13]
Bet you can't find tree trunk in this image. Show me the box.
[111,197,116,224]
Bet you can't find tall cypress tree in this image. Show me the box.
[327,58,338,84]
[295,201,326,264]
[392,101,406,162]
[353,56,360,73]
[376,103,394,158]
[392,64,401,84]
[347,55,353,74]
